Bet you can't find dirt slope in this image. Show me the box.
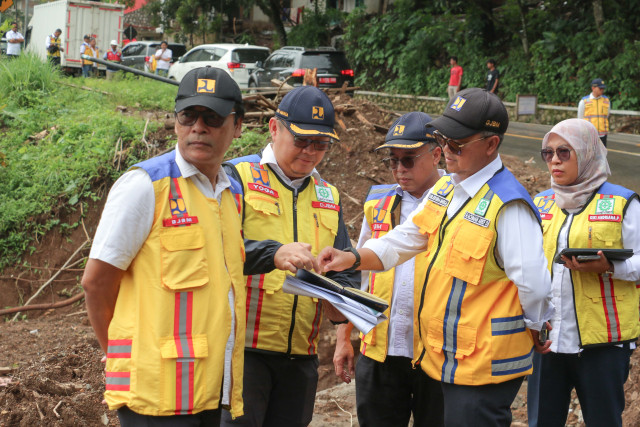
[1,94,638,426]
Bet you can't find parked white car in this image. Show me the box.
[168,43,270,88]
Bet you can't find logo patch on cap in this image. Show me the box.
[485,120,501,128]
[312,106,324,120]
[450,96,467,111]
[197,79,216,94]
[393,125,405,136]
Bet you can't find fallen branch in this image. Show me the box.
[0,291,85,316]
[53,400,63,418]
[11,239,90,321]
[56,81,111,96]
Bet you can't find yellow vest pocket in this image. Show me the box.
[160,227,209,291]
[445,221,494,285]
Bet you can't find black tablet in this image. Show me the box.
[553,248,634,264]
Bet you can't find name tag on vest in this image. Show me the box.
[463,211,490,228]
[588,214,621,222]
[248,183,279,198]
[540,213,553,220]
[163,215,199,227]
[372,223,389,232]
[428,193,449,207]
[312,201,340,212]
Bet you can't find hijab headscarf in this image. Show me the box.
[541,118,610,210]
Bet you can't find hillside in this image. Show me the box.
[1,92,639,426]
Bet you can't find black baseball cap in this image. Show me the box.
[591,78,606,89]
[426,88,508,140]
[375,112,436,151]
[275,86,339,141]
[175,66,243,116]
[83,34,90,40]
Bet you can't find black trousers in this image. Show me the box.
[117,406,221,426]
[441,377,523,427]
[355,354,444,427]
[528,346,632,427]
[220,350,319,427]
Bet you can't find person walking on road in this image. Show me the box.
[447,56,463,99]
[486,59,499,95]
[578,78,610,146]
[333,111,445,427]
[319,88,554,427]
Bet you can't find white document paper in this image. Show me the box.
[283,275,388,335]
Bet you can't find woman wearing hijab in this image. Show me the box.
[528,118,640,426]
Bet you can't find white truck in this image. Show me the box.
[27,0,124,74]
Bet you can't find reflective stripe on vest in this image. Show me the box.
[245,274,266,348]
[174,291,195,415]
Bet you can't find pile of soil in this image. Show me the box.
[1,94,638,426]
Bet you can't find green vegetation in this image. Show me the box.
[341,0,640,109]
[0,54,267,270]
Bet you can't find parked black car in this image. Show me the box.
[249,46,354,90]
[120,41,187,72]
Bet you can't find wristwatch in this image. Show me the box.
[342,247,361,269]
[605,261,615,276]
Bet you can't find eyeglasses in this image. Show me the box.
[382,153,426,170]
[540,147,573,163]
[293,136,333,152]
[433,130,489,155]
[175,110,235,128]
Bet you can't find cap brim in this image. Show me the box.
[426,115,477,140]
[374,139,433,151]
[175,95,235,116]
[282,121,339,141]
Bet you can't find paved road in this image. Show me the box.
[502,121,640,194]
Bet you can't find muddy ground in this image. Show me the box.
[1,94,638,426]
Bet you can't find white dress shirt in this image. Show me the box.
[363,155,554,331]
[260,143,322,189]
[6,30,23,55]
[548,198,640,353]
[89,145,237,405]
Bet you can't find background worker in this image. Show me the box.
[80,35,93,77]
[333,111,445,427]
[103,40,122,80]
[82,67,249,425]
[578,78,610,146]
[486,59,499,95]
[154,41,172,77]
[447,56,463,99]
[5,22,24,59]
[45,29,64,67]
[221,86,360,427]
[319,88,553,426]
[529,118,640,427]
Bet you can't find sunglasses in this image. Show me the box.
[293,136,333,152]
[540,147,572,163]
[175,110,235,128]
[382,152,427,170]
[433,130,488,155]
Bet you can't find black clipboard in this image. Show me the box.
[296,269,389,312]
[553,248,633,264]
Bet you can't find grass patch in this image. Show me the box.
[0,55,271,269]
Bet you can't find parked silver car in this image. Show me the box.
[168,43,270,88]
